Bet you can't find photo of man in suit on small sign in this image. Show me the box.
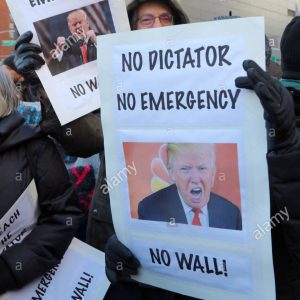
[124,142,242,230]
[33,1,115,76]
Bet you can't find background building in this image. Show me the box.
[2,0,300,65]
[0,0,16,64]
[126,0,300,64]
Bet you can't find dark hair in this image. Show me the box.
[127,0,189,30]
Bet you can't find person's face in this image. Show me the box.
[68,12,89,38]
[136,2,174,29]
[169,146,216,209]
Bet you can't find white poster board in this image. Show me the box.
[6,0,130,125]
[0,238,109,300]
[0,180,39,254]
[98,17,276,299]
[0,181,109,300]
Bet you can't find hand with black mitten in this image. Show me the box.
[14,31,45,85]
[235,59,300,154]
[105,234,140,284]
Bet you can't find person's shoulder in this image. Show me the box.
[138,184,178,219]
[139,184,177,208]
[209,192,239,211]
[26,133,57,158]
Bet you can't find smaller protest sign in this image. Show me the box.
[0,238,109,300]
[6,0,130,124]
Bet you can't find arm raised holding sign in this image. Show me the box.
[235,59,300,154]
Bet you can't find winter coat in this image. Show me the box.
[0,112,83,294]
[86,151,114,251]
[23,83,103,158]
[268,150,300,300]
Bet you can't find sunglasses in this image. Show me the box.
[137,13,173,28]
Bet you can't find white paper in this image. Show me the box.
[0,180,109,299]
[6,0,130,124]
[0,180,38,253]
[98,17,276,300]
[1,238,109,300]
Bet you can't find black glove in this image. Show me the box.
[105,234,140,284]
[14,31,45,85]
[235,59,300,154]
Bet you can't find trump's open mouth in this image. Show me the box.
[190,187,202,200]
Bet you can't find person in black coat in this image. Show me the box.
[0,68,83,294]
[4,2,203,299]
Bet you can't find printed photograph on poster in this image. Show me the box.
[34,1,115,76]
[123,142,242,230]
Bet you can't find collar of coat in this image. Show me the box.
[0,111,42,152]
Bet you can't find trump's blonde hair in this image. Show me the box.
[0,67,19,118]
[167,143,216,170]
[67,9,88,23]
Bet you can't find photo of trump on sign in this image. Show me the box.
[124,142,242,230]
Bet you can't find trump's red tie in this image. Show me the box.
[81,43,88,64]
[192,208,202,226]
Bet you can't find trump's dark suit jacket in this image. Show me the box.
[138,184,242,230]
[48,38,97,76]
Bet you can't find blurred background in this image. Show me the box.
[2,0,300,66]
[125,0,300,67]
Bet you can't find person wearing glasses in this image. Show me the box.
[127,0,189,30]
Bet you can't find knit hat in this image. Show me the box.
[3,54,17,72]
[281,16,300,80]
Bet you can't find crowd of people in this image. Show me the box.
[1,0,300,299]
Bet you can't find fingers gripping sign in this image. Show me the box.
[235,60,300,153]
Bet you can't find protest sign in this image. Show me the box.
[0,181,109,300]
[0,180,38,253]
[6,0,130,125]
[0,238,109,300]
[98,17,276,299]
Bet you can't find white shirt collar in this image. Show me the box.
[177,189,209,225]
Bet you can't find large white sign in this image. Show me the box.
[7,0,130,125]
[98,17,276,299]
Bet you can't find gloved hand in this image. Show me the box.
[235,59,300,154]
[14,31,45,85]
[105,234,140,284]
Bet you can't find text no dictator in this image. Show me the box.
[122,45,232,72]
